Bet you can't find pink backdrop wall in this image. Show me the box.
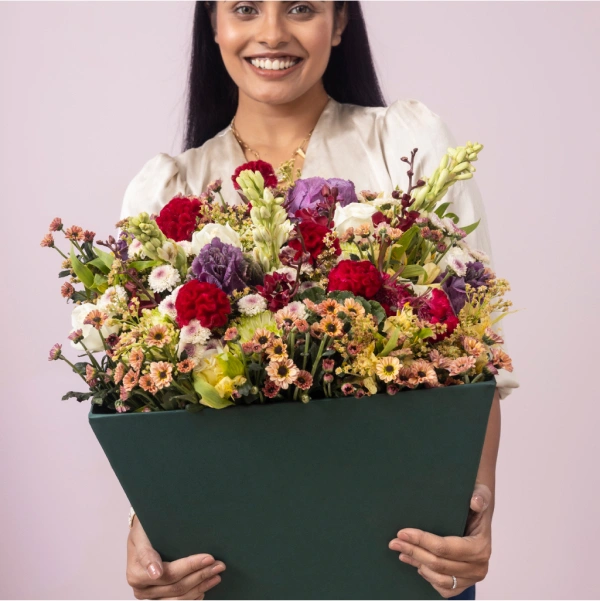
[1,2,598,599]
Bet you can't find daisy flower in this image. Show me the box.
[343,298,365,317]
[320,315,344,338]
[262,379,280,399]
[129,348,144,371]
[49,217,63,232]
[375,356,401,383]
[448,356,477,376]
[139,374,158,394]
[113,362,125,384]
[275,307,297,330]
[266,359,299,389]
[83,309,107,330]
[461,336,487,358]
[294,370,313,391]
[148,265,181,294]
[150,361,174,389]
[318,299,341,317]
[253,328,274,349]
[123,369,139,392]
[177,358,196,373]
[238,294,267,316]
[64,225,84,241]
[40,234,54,248]
[491,347,513,372]
[411,359,439,386]
[61,282,75,298]
[265,338,288,361]
[341,383,355,396]
[146,324,172,348]
[396,365,418,389]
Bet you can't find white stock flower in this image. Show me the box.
[148,265,181,293]
[238,294,267,316]
[70,303,120,353]
[333,202,378,235]
[191,223,242,255]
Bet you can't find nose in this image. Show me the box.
[255,9,291,48]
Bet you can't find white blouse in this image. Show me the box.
[121,96,519,400]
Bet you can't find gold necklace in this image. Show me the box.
[229,116,315,187]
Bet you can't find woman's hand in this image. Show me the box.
[127,514,226,600]
[388,482,493,599]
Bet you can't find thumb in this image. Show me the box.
[470,482,492,513]
[131,520,164,580]
[138,543,163,579]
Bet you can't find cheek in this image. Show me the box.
[299,26,334,71]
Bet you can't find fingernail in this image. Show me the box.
[201,556,214,566]
[147,562,161,578]
[211,563,225,574]
[398,533,410,541]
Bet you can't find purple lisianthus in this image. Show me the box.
[438,261,491,314]
[191,238,248,295]
[284,176,358,217]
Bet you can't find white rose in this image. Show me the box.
[191,223,242,255]
[333,202,378,235]
[70,303,121,353]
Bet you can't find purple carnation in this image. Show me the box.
[284,176,358,217]
[439,261,491,314]
[191,238,248,295]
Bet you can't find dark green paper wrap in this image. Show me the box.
[89,379,495,599]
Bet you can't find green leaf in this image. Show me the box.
[398,264,427,279]
[367,301,387,324]
[379,328,400,357]
[185,403,204,413]
[58,269,71,278]
[70,245,95,289]
[62,391,93,402]
[193,377,234,409]
[295,286,326,303]
[92,273,108,293]
[445,212,459,223]
[418,327,434,340]
[93,247,115,270]
[461,218,481,236]
[88,257,110,274]
[434,202,451,217]
[129,260,162,271]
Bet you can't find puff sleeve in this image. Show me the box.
[383,99,520,400]
[120,153,190,220]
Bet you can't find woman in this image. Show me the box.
[123,2,519,599]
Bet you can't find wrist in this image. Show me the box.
[128,506,136,529]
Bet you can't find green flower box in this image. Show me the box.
[89,379,495,600]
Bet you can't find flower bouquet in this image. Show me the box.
[45,142,513,599]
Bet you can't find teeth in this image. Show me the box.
[249,57,299,71]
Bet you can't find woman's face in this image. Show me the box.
[210,1,348,105]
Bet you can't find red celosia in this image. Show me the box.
[231,160,278,191]
[419,288,459,341]
[326,260,383,300]
[288,221,341,265]
[175,280,231,329]
[374,273,416,317]
[155,195,202,242]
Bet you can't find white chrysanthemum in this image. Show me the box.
[178,240,193,257]
[128,238,146,259]
[448,255,467,277]
[180,319,212,345]
[285,301,308,320]
[428,212,446,230]
[457,240,490,264]
[238,294,267,316]
[158,284,182,319]
[148,265,181,294]
[439,247,472,275]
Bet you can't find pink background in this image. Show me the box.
[1,1,599,599]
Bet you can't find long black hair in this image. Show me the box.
[183,1,387,152]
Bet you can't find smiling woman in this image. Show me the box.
[120,1,518,599]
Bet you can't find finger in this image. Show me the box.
[418,564,474,599]
[129,520,164,581]
[470,483,492,513]
[140,562,225,599]
[395,528,480,563]
[390,540,474,578]
[154,575,221,600]
[160,554,220,585]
